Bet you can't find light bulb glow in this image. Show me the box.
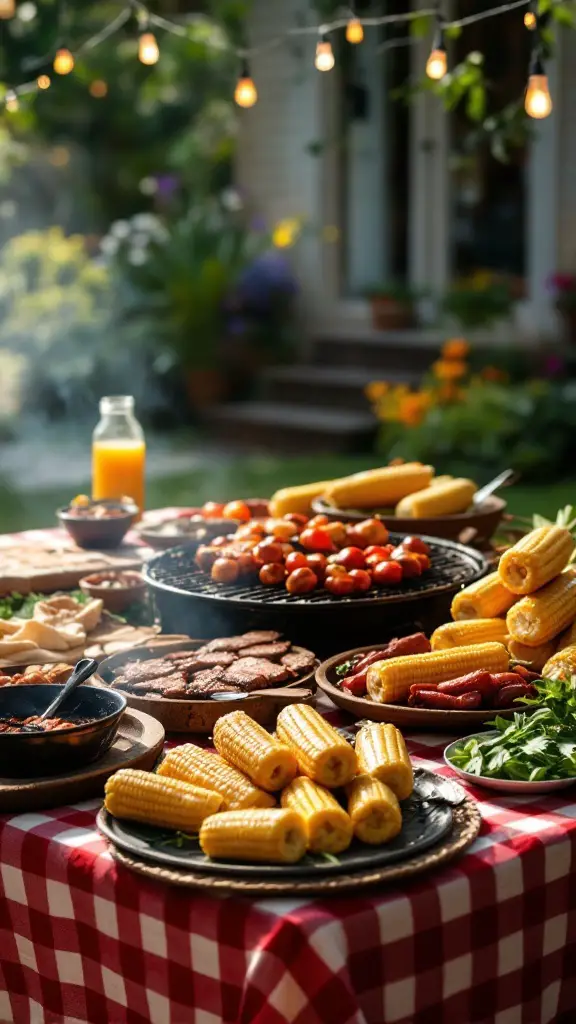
[315,39,335,72]
[90,79,108,98]
[5,90,19,112]
[234,75,257,108]
[54,48,74,75]
[524,11,537,30]
[37,74,51,90]
[0,0,15,18]
[426,47,447,80]
[525,73,552,118]
[139,31,159,65]
[346,18,364,44]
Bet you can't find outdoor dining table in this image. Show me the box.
[0,524,576,1024]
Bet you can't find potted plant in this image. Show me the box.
[365,283,419,330]
[549,273,576,343]
[442,274,514,330]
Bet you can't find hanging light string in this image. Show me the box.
[0,0,553,118]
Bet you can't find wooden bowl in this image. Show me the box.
[98,638,318,734]
[316,644,517,731]
[312,495,506,546]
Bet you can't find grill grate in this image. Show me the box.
[145,533,486,611]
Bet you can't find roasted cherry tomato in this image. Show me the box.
[211,557,239,584]
[413,553,431,571]
[299,528,336,553]
[202,501,225,519]
[349,518,389,547]
[285,567,318,594]
[222,500,251,522]
[235,523,265,542]
[324,521,347,547]
[401,535,431,556]
[270,520,299,542]
[195,545,219,571]
[372,560,403,586]
[259,562,286,586]
[395,553,422,579]
[306,553,328,578]
[283,513,309,527]
[285,551,308,573]
[365,552,387,570]
[308,514,330,527]
[349,568,372,592]
[236,552,259,576]
[365,544,394,559]
[334,546,366,571]
[210,535,231,548]
[324,572,355,596]
[324,563,348,577]
[254,540,285,564]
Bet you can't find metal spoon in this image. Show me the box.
[21,657,99,732]
[413,767,466,806]
[473,469,515,508]
[210,686,313,702]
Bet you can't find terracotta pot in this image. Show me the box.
[185,368,226,410]
[369,297,415,331]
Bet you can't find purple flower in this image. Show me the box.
[544,354,565,376]
[236,251,298,312]
[155,174,180,198]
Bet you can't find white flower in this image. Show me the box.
[132,212,160,232]
[128,248,148,266]
[110,220,131,239]
[139,176,158,196]
[17,2,36,21]
[100,235,120,256]
[130,232,151,249]
[221,188,243,212]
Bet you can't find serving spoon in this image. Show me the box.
[21,657,99,732]
[472,468,515,508]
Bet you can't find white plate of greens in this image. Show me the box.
[444,675,576,793]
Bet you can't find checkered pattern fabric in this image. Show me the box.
[1,524,576,1023]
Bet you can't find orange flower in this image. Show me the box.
[481,366,508,383]
[397,392,432,427]
[432,359,467,381]
[437,383,464,403]
[441,338,469,360]
[365,381,389,402]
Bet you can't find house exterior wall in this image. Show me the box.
[557,29,576,272]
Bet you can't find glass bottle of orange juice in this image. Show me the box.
[92,396,146,517]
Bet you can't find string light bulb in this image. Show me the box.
[426,24,447,80]
[37,75,51,90]
[315,35,335,72]
[138,30,159,65]
[525,53,552,119]
[0,0,15,18]
[524,10,537,30]
[54,47,74,75]
[5,90,19,112]
[346,18,364,44]
[234,60,258,108]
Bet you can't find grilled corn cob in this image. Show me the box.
[366,642,509,704]
[554,620,576,652]
[212,711,297,792]
[395,478,476,518]
[431,618,508,651]
[451,571,517,621]
[276,703,357,788]
[157,744,275,810]
[269,480,336,518]
[505,636,556,671]
[355,723,413,800]
[280,777,352,854]
[199,808,307,864]
[346,775,402,845]
[104,769,223,830]
[542,645,576,682]
[498,525,574,595]
[324,463,433,510]
[506,570,576,647]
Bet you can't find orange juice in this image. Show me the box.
[92,440,146,514]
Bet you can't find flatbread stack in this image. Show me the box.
[0,595,104,667]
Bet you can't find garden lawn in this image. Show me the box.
[0,455,574,534]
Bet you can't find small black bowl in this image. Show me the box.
[57,501,138,549]
[0,684,127,777]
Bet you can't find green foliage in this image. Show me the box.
[443,280,513,328]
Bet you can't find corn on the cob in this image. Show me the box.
[104,769,223,830]
[395,478,476,518]
[498,525,574,595]
[280,777,352,854]
[366,642,509,704]
[269,481,337,518]
[542,645,576,682]
[276,703,358,788]
[506,570,576,647]
[324,463,433,510]
[157,744,275,810]
[355,723,413,800]
[199,808,307,864]
[433,475,454,486]
[346,775,402,845]
[451,571,517,621]
[431,618,508,651]
[505,636,556,671]
[212,711,297,792]
[554,620,576,652]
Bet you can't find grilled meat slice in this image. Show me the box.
[240,641,291,661]
[241,630,282,643]
[281,650,316,674]
[113,658,175,686]
[163,667,241,698]
[130,673,187,695]
[222,657,291,691]
[197,636,258,654]
[185,652,238,673]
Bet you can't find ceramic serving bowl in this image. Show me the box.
[444,733,576,793]
[58,500,138,549]
[79,570,147,613]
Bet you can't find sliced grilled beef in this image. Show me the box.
[185,651,238,673]
[281,650,316,674]
[130,673,187,695]
[240,641,291,661]
[222,657,291,691]
[163,667,242,698]
[114,658,176,685]
[241,630,282,643]
[197,636,258,654]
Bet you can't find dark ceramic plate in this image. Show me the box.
[97,782,452,878]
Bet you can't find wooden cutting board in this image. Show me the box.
[0,540,150,596]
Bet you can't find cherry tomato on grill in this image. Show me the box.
[308,514,330,527]
[254,540,285,564]
[349,568,372,592]
[259,562,287,586]
[211,557,240,584]
[324,572,355,596]
[195,545,220,572]
[236,552,259,576]
[325,563,348,577]
[306,553,328,578]
[334,546,366,571]
[283,513,309,527]
[265,518,299,541]
[401,535,431,556]
[299,528,336,553]
[285,567,318,594]
[202,501,225,519]
[349,518,389,547]
[365,544,394,559]
[372,560,403,586]
[395,553,422,579]
[324,521,347,547]
[285,551,308,573]
[413,552,431,571]
[365,552,387,570]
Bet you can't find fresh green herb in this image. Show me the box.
[157,831,200,848]
[336,660,353,678]
[318,852,340,864]
[447,675,576,781]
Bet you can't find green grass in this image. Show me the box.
[0,455,575,533]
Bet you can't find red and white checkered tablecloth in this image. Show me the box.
[1,525,576,1023]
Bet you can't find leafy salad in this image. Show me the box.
[447,675,576,782]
